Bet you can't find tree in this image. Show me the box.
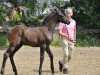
[0,0,49,26]
[0,3,7,25]
[70,0,100,29]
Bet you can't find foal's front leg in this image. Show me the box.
[38,47,45,75]
[45,45,54,74]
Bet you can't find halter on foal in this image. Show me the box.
[1,8,69,75]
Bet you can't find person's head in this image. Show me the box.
[65,7,73,19]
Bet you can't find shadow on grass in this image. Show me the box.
[33,70,59,75]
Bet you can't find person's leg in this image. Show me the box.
[62,39,69,68]
[68,41,74,61]
[59,39,69,74]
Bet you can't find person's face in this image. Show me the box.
[65,11,73,19]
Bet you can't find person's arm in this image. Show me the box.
[59,22,68,38]
[59,29,68,37]
[73,21,76,43]
[74,27,76,43]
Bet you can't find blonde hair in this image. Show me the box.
[65,7,73,16]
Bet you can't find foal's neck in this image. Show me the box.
[45,17,58,34]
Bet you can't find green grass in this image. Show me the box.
[76,32,100,47]
[0,32,99,47]
[51,38,62,46]
[0,32,8,47]
[51,32,100,47]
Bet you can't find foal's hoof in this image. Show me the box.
[52,70,55,74]
[14,72,18,75]
[39,72,41,75]
[0,69,4,75]
[0,72,4,75]
[51,67,54,74]
[38,70,42,75]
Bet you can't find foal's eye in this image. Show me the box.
[59,14,63,17]
[59,15,64,18]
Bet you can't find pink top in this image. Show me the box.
[59,19,76,41]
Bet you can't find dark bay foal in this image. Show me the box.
[1,8,69,75]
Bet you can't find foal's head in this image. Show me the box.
[42,8,70,25]
[54,8,70,24]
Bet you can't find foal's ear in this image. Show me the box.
[54,8,65,16]
[59,7,65,15]
[54,8,62,14]
[54,8,59,12]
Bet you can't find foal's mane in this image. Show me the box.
[41,9,56,25]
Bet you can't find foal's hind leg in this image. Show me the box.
[38,46,45,75]
[45,45,54,73]
[9,43,23,75]
[1,45,16,75]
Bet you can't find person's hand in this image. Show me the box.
[73,40,76,44]
[73,40,76,43]
[69,39,76,44]
[65,36,69,39]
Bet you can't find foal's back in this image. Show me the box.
[8,25,53,47]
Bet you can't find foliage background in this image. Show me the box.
[0,0,100,47]
[70,0,100,29]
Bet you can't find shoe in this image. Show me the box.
[59,61,63,72]
[63,68,68,74]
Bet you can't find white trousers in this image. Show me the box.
[61,38,74,69]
